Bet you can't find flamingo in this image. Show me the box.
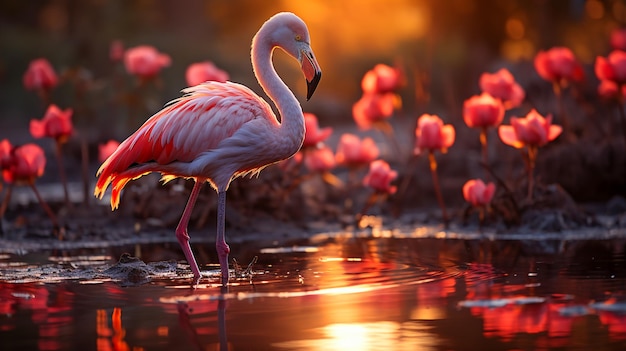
[94,12,322,286]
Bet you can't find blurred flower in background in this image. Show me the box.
[123,45,171,81]
[534,47,584,85]
[2,144,46,185]
[595,50,626,85]
[463,179,495,207]
[353,63,403,132]
[0,139,12,170]
[23,58,58,92]
[597,79,626,101]
[479,68,525,109]
[463,92,505,129]
[414,114,455,155]
[98,140,120,163]
[498,109,562,148]
[363,159,397,195]
[302,113,332,149]
[361,64,404,94]
[304,146,336,173]
[30,104,74,143]
[109,40,125,63]
[352,92,396,130]
[335,133,379,169]
[185,61,229,86]
[610,28,626,51]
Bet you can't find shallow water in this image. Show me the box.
[1,234,625,351]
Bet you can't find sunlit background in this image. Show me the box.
[1,0,626,204]
[1,0,624,129]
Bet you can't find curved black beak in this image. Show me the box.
[306,70,321,101]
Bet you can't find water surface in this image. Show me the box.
[1,234,625,350]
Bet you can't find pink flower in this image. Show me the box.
[30,105,74,143]
[302,113,332,148]
[595,50,626,85]
[0,139,12,169]
[23,58,58,92]
[304,146,336,173]
[498,109,562,148]
[2,144,46,185]
[414,114,455,154]
[479,68,525,108]
[352,92,396,130]
[610,28,626,51]
[361,64,404,94]
[463,92,505,128]
[463,179,495,207]
[335,133,379,168]
[362,160,397,194]
[534,47,584,84]
[123,45,171,79]
[185,61,229,86]
[598,79,626,101]
[98,140,120,163]
[109,40,124,62]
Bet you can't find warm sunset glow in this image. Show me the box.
[275,321,440,350]
[410,306,445,320]
[586,0,605,19]
[272,0,430,99]
[157,326,169,337]
[96,308,139,351]
[323,323,370,350]
[284,0,429,54]
[505,18,525,40]
[501,39,535,61]
[613,1,626,22]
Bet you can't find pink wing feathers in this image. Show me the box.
[95,81,276,209]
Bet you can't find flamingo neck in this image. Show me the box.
[251,28,305,149]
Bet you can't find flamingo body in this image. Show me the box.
[95,82,285,206]
[95,12,321,286]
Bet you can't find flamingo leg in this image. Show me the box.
[216,190,231,285]
[175,179,204,284]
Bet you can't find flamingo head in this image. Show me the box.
[268,12,322,100]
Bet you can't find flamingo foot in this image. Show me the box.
[191,274,201,288]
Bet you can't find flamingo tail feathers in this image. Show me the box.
[94,166,152,210]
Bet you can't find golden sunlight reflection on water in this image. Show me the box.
[272,321,440,351]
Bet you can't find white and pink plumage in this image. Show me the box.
[94,12,321,286]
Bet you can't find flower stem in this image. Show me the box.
[38,89,51,111]
[428,150,449,227]
[30,183,60,231]
[480,127,488,165]
[0,185,13,219]
[81,137,90,206]
[554,82,572,141]
[355,192,380,226]
[54,140,70,208]
[478,206,485,229]
[526,146,537,201]
[616,98,626,144]
[379,121,403,161]
[479,127,491,180]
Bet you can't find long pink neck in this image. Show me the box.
[251,24,305,152]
